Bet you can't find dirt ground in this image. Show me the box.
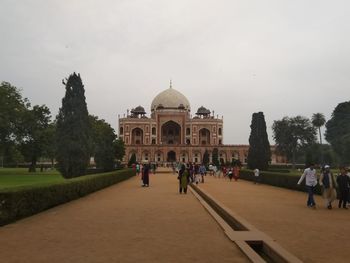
[200,176,350,263]
[0,173,249,263]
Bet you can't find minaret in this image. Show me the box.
[170,79,172,89]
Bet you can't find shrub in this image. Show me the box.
[0,169,135,226]
[239,169,322,195]
[267,168,290,173]
[268,164,306,169]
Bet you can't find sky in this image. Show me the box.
[1,0,349,144]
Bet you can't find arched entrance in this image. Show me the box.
[180,151,189,163]
[162,121,181,145]
[131,128,143,145]
[199,128,210,145]
[167,151,176,162]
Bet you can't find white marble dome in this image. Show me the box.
[151,87,191,112]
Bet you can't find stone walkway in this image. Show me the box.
[0,172,248,263]
[200,176,350,263]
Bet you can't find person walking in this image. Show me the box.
[233,165,240,181]
[136,163,140,176]
[189,163,195,183]
[319,165,337,209]
[172,163,176,174]
[142,163,150,187]
[297,163,318,208]
[199,164,206,183]
[254,168,260,184]
[212,165,218,178]
[222,166,227,179]
[178,164,189,194]
[194,165,201,185]
[227,167,233,181]
[336,167,350,209]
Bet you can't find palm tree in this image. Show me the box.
[312,113,326,145]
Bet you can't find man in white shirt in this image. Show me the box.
[254,168,260,184]
[297,163,318,208]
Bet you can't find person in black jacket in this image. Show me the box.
[178,164,189,194]
[336,167,350,209]
[142,163,150,187]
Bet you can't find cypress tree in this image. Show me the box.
[128,153,136,167]
[56,73,91,178]
[212,148,220,167]
[203,149,209,166]
[247,112,271,170]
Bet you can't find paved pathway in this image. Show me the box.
[0,173,249,263]
[200,176,350,263]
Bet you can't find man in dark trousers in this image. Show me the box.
[142,163,150,187]
[337,167,350,209]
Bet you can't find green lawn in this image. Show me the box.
[0,168,65,190]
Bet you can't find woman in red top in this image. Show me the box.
[222,166,227,179]
[233,165,240,181]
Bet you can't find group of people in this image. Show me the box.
[218,165,241,181]
[175,163,242,194]
[176,163,207,193]
[297,164,350,209]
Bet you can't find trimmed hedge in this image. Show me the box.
[267,169,290,173]
[268,164,306,169]
[240,169,322,195]
[0,169,135,226]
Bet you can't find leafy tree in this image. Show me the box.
[90,115,116,172]
[312,113,326,145]
[56,73,91,178]
[4,144,24,167]
[128,153,136,167]
[20,105,51,172]
[212,148,219,167]
[42,123,57,168]
[0,82,54,169]
[203,149,209,167]
[0,82,28,165]
[114,138,125,161]
[302,144,338,167]
[272,116,316,168]
[232,159,242,167]
[247,112,271,170]
[325,101,350,164]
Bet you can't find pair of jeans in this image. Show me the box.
[306,185,316,207]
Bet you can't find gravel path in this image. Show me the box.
[200,176,350,263]
[0,173,249,263]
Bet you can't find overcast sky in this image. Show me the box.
[1,0,349,144]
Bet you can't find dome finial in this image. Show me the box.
[170,79,172,89]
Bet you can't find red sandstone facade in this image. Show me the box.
[118,86,286,165]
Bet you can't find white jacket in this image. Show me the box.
[298,168,318,187]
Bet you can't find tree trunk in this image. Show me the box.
[319,127,324,165]
[292,149,296,170]
[28,156,37,172]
